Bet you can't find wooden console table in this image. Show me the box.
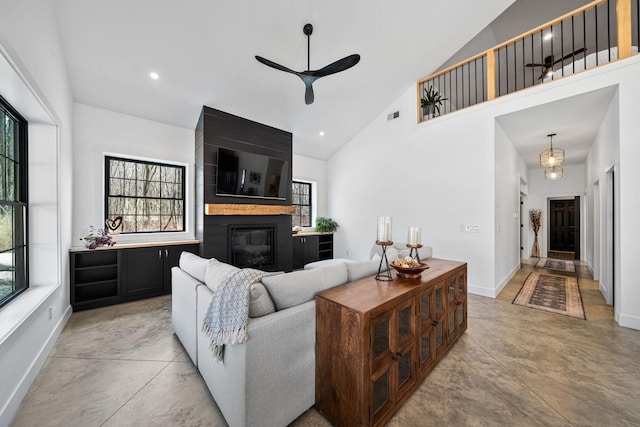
[315,258,467,427]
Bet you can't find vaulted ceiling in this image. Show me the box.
[53,0,516,160]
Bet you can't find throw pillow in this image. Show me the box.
[249,282,276,317]
[347,260,381,282]
[204,261,240,292]
[261,263,348,310]
[180,252,217,283]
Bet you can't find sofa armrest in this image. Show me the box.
[171,266,201,365]
[197,283,316,427]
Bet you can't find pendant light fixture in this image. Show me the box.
[545,165,564,179]
[539,133,564,168]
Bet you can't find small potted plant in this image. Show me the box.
[315,217,338,233]
[421,86,447,118]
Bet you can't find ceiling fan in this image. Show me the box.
[255,23,360,105]
[525,48,586,80]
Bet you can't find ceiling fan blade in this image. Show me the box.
[312,54,361,78]
[537,70,548,80]
[304,82,315,105]
[555,48,587,65]
[525,63,546,68]
[297,74,318,104]
[255,55,298,75]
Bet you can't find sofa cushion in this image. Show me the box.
[249,282,276,318]
[347,260,381,282]
[304,258,357,270]
[261,264,349,310]
[204,261,240,292]
[179,252,215,283]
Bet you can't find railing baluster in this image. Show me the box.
[572,15,576,77]
[607,0,611,62]
[583,10,587,71]
[585,6,600,65]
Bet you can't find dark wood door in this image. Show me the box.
[549,198,580,256]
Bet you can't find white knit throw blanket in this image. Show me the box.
[202,268,275,362]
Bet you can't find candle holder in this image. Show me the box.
[406,243,423,262]
[375,240,394,281]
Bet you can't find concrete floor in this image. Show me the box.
[10,259,640,426]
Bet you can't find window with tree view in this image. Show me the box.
[105,156,185,233]
[0,96,28,308]
[292,181,312,227]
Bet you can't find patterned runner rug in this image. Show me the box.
[535,258,576,273]
[513,272,585,319]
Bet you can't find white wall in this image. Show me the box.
[527,163,586,258]
[586,90,620,316]
[292,154,327,227]
[72,103,195,244]
[494,123,528,294]
[0,1,74,425]
[328,50,640,324]
[328,87,497,296]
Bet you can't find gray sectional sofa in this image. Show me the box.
[171,243,432,427]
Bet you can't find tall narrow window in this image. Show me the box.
[0,96,28,308]
[105,156,185,233]
[292,181,312,227]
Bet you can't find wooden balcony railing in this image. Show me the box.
[417,0,639,123]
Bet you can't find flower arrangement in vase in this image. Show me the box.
[81,226,116,250]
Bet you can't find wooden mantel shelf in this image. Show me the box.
[205,203,296,216]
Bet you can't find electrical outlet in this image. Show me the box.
[48,306,53,320]
[465,225,480,233]
[346,250,350,256]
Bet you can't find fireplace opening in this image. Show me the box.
[229,225,276,268]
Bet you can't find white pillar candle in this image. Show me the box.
[377,216,392,242]
[408,226,421,245]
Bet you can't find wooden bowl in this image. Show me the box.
[390,261,429,279]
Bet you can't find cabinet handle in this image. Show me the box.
[432,320,438,327]
[165,249,168,258]
[158,250,162,259]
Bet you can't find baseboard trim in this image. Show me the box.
[468,284,497,298]
[618,312,640,331]
[1,304,72,427]
[495,264,519,298]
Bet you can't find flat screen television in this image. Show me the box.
[216,147,289,200]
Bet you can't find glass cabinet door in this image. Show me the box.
[418,289,435,372]
[372,316,390,360]
[456,271,467,329]
[370,312,393,424]
[372,367,391,420]
[433,282,446,353]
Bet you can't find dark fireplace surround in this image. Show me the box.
[195,107,294,272]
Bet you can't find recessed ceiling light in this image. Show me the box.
[149,72,160,80]
[319,131,325,136]
[543,33,553,41]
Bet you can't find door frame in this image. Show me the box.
[544,193,582,259]
[548,197,580,258]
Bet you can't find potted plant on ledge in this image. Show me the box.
[421,86,447,118]
[315,217,338,233]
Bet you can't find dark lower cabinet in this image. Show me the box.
[292,233,333,270]
[70,242,198,311]
[293,235,319,270]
